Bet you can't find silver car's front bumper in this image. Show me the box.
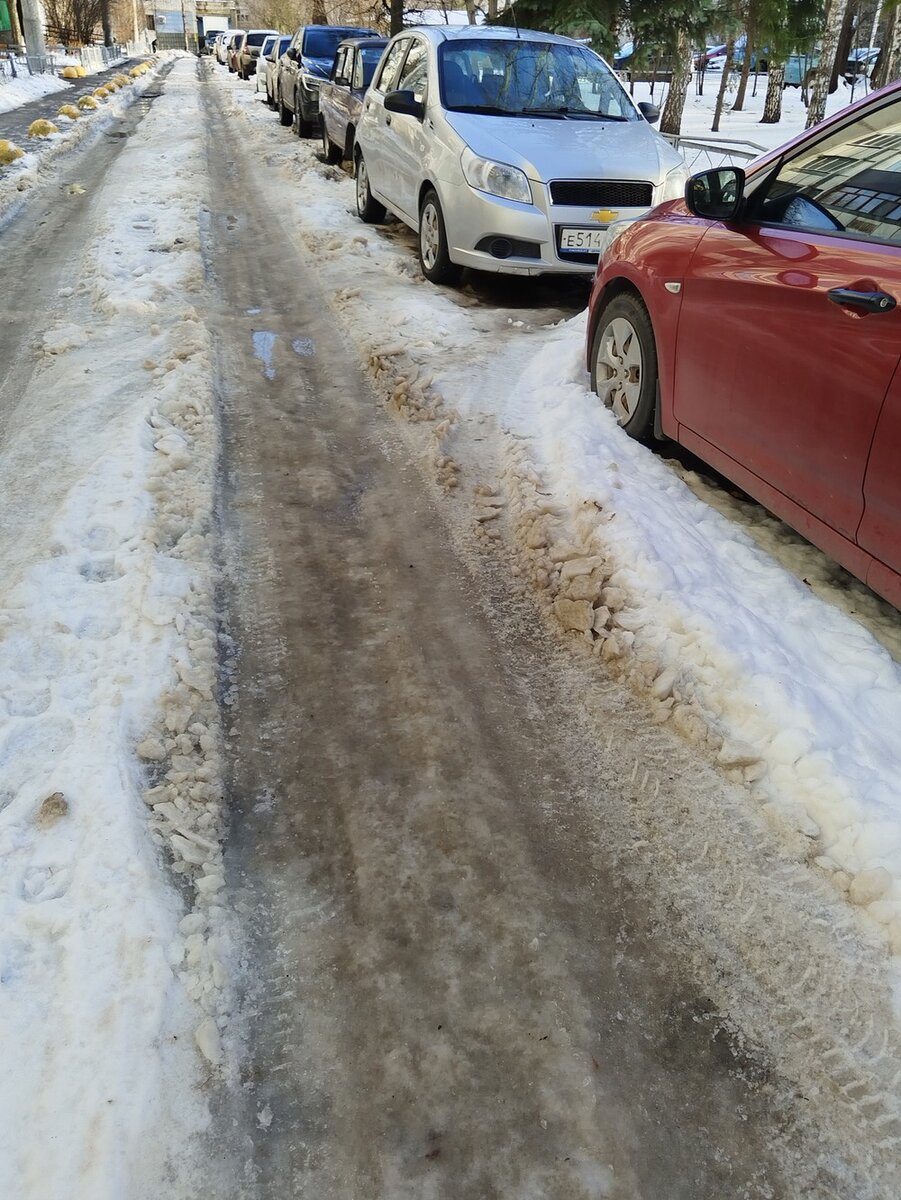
[441,177,653,276]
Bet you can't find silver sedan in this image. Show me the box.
[353,25,687,284]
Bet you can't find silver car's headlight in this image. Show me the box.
[659,164,689,202]
[461,148,532,205]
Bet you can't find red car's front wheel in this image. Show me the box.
[590,293,658,441]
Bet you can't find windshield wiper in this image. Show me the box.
[448,104,517,115]
[522,107,631,121]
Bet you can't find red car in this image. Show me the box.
[587,82,901,609]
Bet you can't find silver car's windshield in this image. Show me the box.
[438,38,638,121]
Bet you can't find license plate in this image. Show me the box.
[559,227,606,252]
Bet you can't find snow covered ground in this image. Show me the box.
[631,69,869,153]
[219,73,901,992]
[0,58,227,1200]
[0,71,69,115]
[0,47,897,1193]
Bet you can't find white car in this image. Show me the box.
[216,32,237,66]
[255,34,280,93]
[260,34,292,107]
[353,25,687,284]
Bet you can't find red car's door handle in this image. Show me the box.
[827,287,897,314]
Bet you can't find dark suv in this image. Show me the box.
[276,23,378,137]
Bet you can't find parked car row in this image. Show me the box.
[220,22,901,611]
[224,23,686,284]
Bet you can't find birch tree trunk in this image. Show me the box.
[464,0,477,22]
[880,3,901,85]
[711,37,735,132]
[660,32,692,135]
[806,0,850,128]
[760,61,785,122]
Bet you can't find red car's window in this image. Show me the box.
[755,97,901,246]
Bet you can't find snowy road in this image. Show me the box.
[2,54,901,1199]
[203,76,797,1197]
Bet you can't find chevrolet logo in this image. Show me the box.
[590,209,619,224]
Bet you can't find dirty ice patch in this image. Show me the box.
[495,317,901,961]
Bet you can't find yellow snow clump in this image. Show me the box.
[77,95,99,111]
[60,65,80,79]
[0,139,24,165]
[93,86,110,98]
[76,65,87,77]
[27,119,59,138]
[58,103,81,120]
[113,74,131,87]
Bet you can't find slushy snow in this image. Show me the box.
[0,58,227,1199]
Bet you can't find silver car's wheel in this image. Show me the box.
[417,188,461,286]
[420,200,440,271]
[596,316,643,425]
[355,153,385,223]
[590,293,658,442]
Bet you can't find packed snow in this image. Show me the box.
[0,58,227,1199]
[220,69,901,985]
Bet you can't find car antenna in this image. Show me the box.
[510,1,521,38]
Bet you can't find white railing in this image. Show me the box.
[663,133,769,171]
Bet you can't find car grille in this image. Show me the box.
[549,180,654,207]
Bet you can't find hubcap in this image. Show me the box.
[596,316,642,425]
[421,202,439,270]
[356,159,368,211]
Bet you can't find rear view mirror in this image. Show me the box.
[638,101,659,124]
[384,89,425,120]
[685,166,745,221]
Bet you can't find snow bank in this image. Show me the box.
[219,73,901,977]
[484,319,901,959]
[0,58,226,1199]
[0,71,69,114]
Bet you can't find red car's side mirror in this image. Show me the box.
[686,167,746,221]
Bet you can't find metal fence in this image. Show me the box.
[663,133,769,171]
[77,44,127,71]
[0,42,128,83]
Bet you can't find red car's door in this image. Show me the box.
[859,366,901,603]
[674,225,901,541]
[673,93,901,542]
